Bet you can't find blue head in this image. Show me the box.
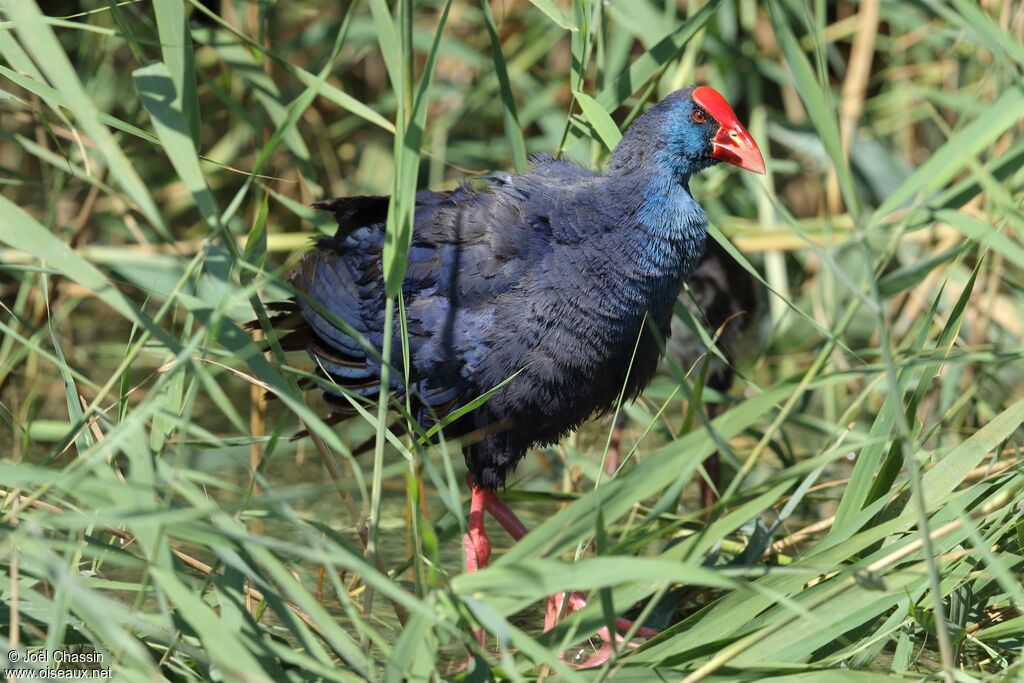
[608,86,765,182]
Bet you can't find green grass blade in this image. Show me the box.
[873,85,1024,221]
[3,0,170,239]
[768,0,859,220]
[561,0,722,153]
[914,395,1024,513]
[153,0,200,146]
[527,0,578,31]
[481,0,529,172]
[134,62,223,236]
[149,568,272,680]
[573,90,622,152]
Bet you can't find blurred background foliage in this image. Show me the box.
[1,0,1023,681]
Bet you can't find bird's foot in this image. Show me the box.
[544,590,658,668]
[465,482,659,667]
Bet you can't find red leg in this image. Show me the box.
[477,484,658,667]
[545,590,659,638]
[481,488,527,540]
[464,486,492,571]
[463,485,491,646]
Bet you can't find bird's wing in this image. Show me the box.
[288,168,588,418]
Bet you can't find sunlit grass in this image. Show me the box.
[1,1,1023,681]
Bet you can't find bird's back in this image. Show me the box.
[285,158,592,403]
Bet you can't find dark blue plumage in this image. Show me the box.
[280,86,765,489]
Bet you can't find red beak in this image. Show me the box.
[693,86,766,175]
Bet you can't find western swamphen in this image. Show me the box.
[269,85,764,654]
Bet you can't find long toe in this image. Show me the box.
[567,641,617,669]
[545,589,659,664]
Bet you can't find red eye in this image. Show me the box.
[692,110,707,123]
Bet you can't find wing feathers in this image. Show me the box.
[268,162,595,435]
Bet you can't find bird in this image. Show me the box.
[266,85,764,657]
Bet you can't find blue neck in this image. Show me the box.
[608,170,708,277]
[637,174,702,234]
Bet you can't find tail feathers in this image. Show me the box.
[308,337,370,371]
[249,192,462,438]
[249,298,388,406]
[312,195,389,237]
[245,300,300,332]
[294,252,374,358]
[312,190,459,244]
[246,303,313,353]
